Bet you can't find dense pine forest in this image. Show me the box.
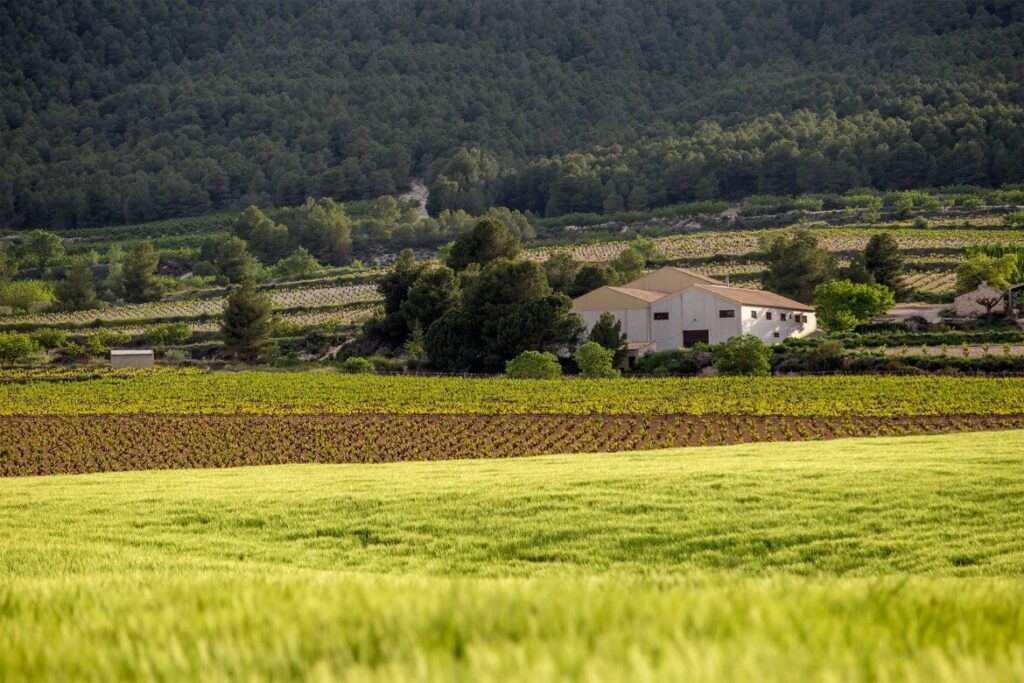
[2,0,1023,228]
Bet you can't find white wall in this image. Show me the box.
[740,306,817,343]
[649,290,742,349]
[579,307,651,343]
[577,293,817,350]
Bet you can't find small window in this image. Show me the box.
[750,310,758,319]
[780,313,787,321]
[765,312,773,320]
[718,309,735,318]
[773,332,780,338]
[653,312,669,321]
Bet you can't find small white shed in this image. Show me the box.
[110,349,155,369]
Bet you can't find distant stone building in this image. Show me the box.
[953,282,1005,318]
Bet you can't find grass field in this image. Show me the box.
[2,431,1022,681]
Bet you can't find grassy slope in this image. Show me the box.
[2,431,1023,681]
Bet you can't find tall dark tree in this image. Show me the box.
[544,251,581,294]
[122,241,162,303]
[221,276,272,361]
[373,248,426,343]
[424,309,481,372]
[400,265,460,333]
[568,265,619,298]
[588,311,627,366]
[492,294,584,362]
[837,253,875,285]
[446,218,521,271]
[55,259,98,311]
[761,229,832,304]
[214,237,254,284]
[292,198,352,266]
[864,233,905,297]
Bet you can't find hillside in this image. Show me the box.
[2,431,1023,680]
[2,0,1023,228]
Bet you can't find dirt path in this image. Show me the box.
[399,178,429,218]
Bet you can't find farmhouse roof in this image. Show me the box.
[694,284,815,311]
[605,286,669,303]
[664,266,723,284]
[621,266,723,294]
[110,349,155,356]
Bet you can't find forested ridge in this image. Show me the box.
[2,0,1023,229]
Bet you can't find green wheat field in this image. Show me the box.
[2,431,1023,682]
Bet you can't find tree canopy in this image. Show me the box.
[3,0,1023,228]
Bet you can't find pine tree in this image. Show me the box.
[214,236,253,283]
[221,276,272,361]
[55,258,98,311]
[761,229,832,303]
[864,233,905,296]
[122,241,163,302]
[588,311,627,366]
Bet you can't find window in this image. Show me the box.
[773,332,780,338]
[765,312,773,320]
[750,310,758,319]
[718,309,735,318]
[653,312,669,321]
[780,313,787,321]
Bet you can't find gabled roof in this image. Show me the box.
[693,284,815,311]
[605,286,668,303]
[572,285,668,311]
[622,266,723,295]
[664,266,724,285]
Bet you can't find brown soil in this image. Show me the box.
[2,413,1023,477]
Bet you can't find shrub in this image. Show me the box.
[805,340,846,372]
[814,280,896,332]
[714,335,771,376]
[0,332,40,365]
[912,216,930,229]
[632,348,713,376]
[192,260,218,277]
[505,350,562,379]
[30,328,68,350]
[575,341,619,378]
[340,357,376,374]
[1006,211,1024,228]
[0,280,55,312]
[143,322,193,346]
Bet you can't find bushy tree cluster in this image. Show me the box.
[371,218,584,371]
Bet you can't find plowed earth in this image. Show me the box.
[3,413,1023,476]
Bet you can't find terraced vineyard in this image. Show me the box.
[3,371,1023,476]
[0,283,380,328]
[527,224,1024,297]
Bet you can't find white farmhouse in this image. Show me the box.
[572,266,817,366]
